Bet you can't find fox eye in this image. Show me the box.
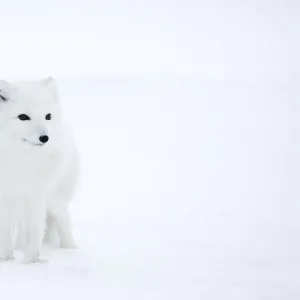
[45,113,51,120]
[18,114,30,121]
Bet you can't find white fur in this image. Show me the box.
[0,77,79,263]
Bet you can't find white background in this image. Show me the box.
[0,1,299,299]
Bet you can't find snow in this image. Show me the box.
[0,76,299,299]
[0,1,298,81]
[0,0,299,298]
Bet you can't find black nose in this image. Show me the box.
[39,135,49,143]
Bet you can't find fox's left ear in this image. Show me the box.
[0,80,11,102]
[42,77,58,98]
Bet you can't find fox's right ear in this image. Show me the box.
[0,80,11,102]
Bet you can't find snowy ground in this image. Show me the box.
[0,75,299,299]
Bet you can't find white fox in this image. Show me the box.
[0,77,79,263]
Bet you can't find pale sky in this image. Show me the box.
[0,0,298,81]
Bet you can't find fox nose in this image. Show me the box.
[39,135,49,143]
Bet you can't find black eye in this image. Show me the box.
[45,113,51,120]
[18,114,30,121]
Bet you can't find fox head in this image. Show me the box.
[0,77,62,148]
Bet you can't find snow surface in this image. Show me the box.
[0,76,299,299]
[0,0,298,298]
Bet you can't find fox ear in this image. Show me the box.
[0,80,11,102]
[42,77,57,97]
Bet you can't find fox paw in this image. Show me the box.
[0,256,14,262]
[60,242,78,249]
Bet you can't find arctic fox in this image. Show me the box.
[0,77,79,263]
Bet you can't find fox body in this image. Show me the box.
[0,78,78,263]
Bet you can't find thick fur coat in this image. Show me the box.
[0,78,79,263]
